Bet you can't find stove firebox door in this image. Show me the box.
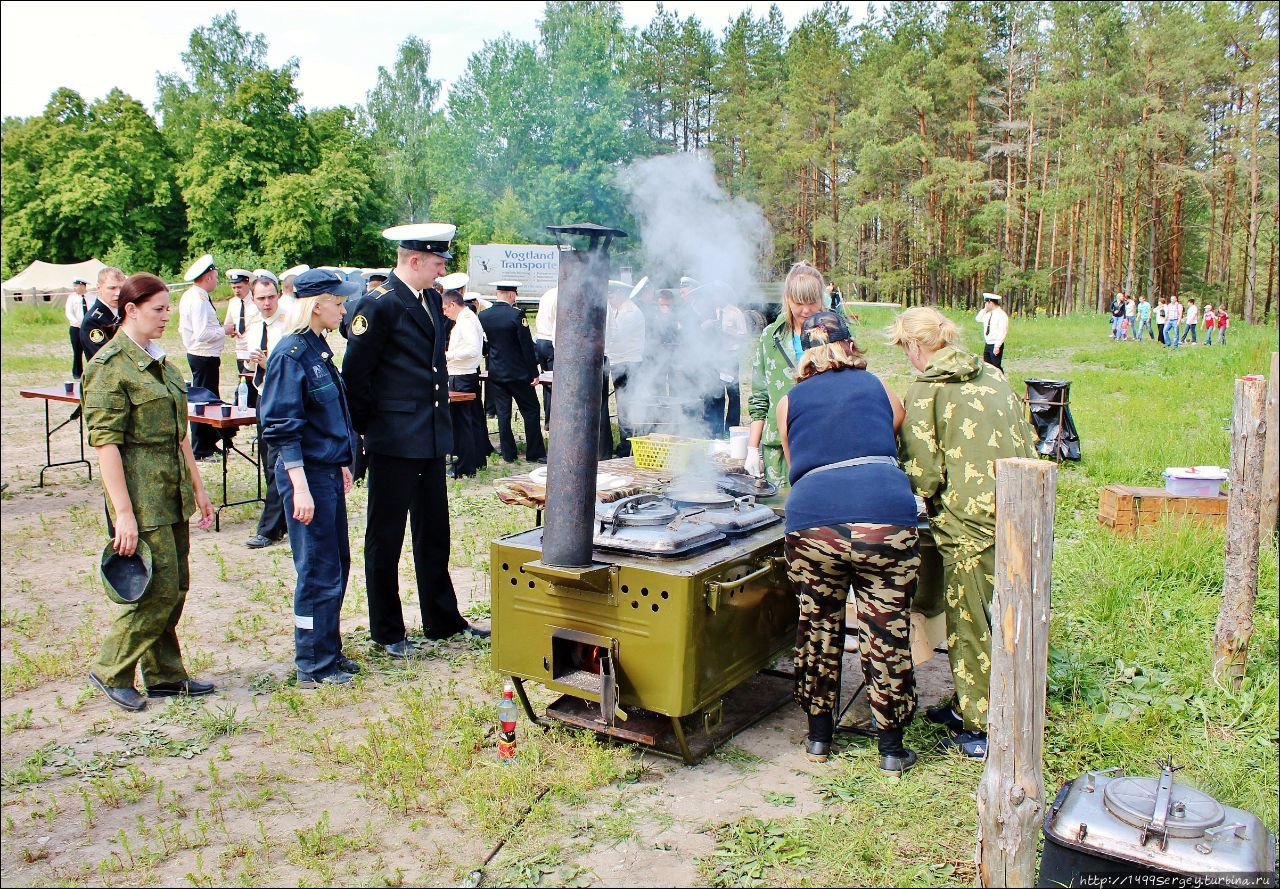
[549,627,622,722]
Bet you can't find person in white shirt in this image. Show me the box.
[975,292,1009,370]
[179,254,224,459]
[1180,298,1200,345]
[441,290,489,478]
[243,276,293,549]
[534,286,557,425]
[1164,295,1183,349]
[65,276,93,379]
[222,269,257,373]
[605,281,647,457]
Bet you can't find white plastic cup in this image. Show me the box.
[728,426,750,460]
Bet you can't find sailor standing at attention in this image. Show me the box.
[974,292,1009,371]
[341,223,488,657]
[178,254,225,460]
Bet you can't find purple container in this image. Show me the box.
[64,381,75,393]
[194,403,206,416]
[220,404,232,418]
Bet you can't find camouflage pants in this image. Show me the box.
[940,544,996,733]
[784,523,919,728]
[94,522,191,688]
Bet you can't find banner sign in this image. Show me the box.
[467,244,560,294]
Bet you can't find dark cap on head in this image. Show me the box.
[800,311,852,350]
[294,269,363,300]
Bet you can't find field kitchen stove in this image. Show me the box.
[490,223,797,764]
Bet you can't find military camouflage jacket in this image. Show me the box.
[899,346,1036,564]
[747,315,801,488]
[82,333,196,528]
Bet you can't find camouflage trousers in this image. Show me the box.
[94,522,191,688]
[939,544,996,733]
[784,523,919,728]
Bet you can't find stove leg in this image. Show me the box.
[669,716,697,766]
[511,678,545,729]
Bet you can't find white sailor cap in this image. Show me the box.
[184,254,216,281]
[72,277,88,285]
[252,268,279,286]
[366,268,390,281]
[226,268,251,283]
[608,279,632,295]
[679,276,699,288]
[436,272,469,292]
[982,292,1002,302]
[383,222,455,259]
[282,264,310,281]
[628,276,649,301]
[492,280,521,292]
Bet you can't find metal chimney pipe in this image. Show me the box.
[541,224,625,568]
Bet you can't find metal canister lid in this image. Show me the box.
[1103,776,1226,838]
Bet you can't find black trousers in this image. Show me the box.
[187,354,222,456]
[69,326,85,379]
[490,378,546,462]
[612,363,638,458]
[982,343,1003,370]
[448,372,489,476]
[534,339,554,426]
[726,381,741,429]
[255,442,287,540]
[364,452,467,644]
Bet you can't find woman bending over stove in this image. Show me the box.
[776,311,920,775]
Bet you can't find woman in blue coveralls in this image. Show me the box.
[259,269,363,687]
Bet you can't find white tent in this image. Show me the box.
[1,258,107,311]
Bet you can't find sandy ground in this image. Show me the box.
[1,356,953,887]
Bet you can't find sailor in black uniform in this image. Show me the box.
[477,282,545,463]
[341,223,487,657]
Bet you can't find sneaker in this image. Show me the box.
[924,703,965,735]
[244,534,281,549]
[297,670,355,689]
[941,730,988,760]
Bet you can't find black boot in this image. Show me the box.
[877,726,917,776]
[805,711,834,762]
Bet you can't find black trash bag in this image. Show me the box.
[1024,378,1081,461]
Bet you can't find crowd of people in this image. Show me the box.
[72,228,1037,776]
[1106,291,1230,347]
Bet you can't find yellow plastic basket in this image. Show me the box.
[630,435,711,471]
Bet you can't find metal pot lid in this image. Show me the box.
[597,494,678,526]
[667,486,735,509]
[716,473,778,499]
[1102,776,1226,837]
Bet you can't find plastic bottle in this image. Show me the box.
[235,377,249,410]
[497,682,518,763]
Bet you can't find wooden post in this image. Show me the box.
[1213,377,1268,686]
[1261,352,1278,539]
[977,457,1058,888]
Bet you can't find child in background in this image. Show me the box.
[1216,308,1230,345]
[1120,315,1131,341]
[1203,304,1216,347]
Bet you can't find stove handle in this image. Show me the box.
[705,556,786,612]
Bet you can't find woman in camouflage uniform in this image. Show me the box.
[745,263,825,488]
[82,273,216,712]
[890,307,1036,759]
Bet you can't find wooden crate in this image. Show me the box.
[1098,484,1228,535]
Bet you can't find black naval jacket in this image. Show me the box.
[80,302,120,360]
[477,301,539,384]
[341,270,453,460]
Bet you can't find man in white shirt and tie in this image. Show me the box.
[65,276,93,379]
[222,269,257,374]
[179,254,224,459]
[975,292,1009,371]
[243,274,292,549]
[441,289,488,478]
